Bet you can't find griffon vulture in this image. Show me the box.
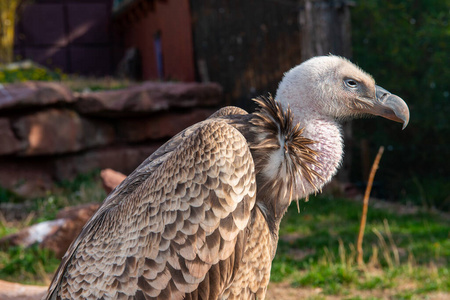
[45,56,409,299]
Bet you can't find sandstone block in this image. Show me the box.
[0,81,73,110]
[13,109,115,155]
[117,108,214,142]
[75,82,222,116]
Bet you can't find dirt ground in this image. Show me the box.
[1,277,448,300]
[265,282,450,300]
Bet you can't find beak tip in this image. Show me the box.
[399,108,410,130]
[399,112,409,130]
[375,86,410,131]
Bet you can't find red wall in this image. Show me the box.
[123,0,195,82]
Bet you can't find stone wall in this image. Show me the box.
[0,81,222,196]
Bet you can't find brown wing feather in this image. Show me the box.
[45,119,256,300]
[207,106,248,119]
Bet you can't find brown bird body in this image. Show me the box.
[45,56,409,299]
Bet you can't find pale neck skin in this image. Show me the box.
[276,71,344,198]
[294,111,344,195]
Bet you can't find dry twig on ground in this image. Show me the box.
[357,146,385,267]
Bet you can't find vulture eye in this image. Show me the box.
[344,78,358,89]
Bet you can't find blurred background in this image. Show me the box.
[2,0,448,210]
[0,1,449,298]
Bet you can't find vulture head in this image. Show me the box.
[268,55,410,200]
[276,55,409,129]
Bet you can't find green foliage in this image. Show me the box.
[0,63,64,83]
[352,0,449,129]
[351,0,450,208]
[0,171,105,231]
[0,222,18,238]
[31,170,106,223]
[271,196,450,296]
[61,75,133,92]
[400,177,450,211]
[0,244,60,284]
[357,275,391,290]
[0,186,23,203]
[0,61,131,91]
[0,171,106,284]
[293,263,358,294]
[278,196,449,265]
[270,256,298,282]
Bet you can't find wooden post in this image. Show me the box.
[299,0,354,183]
[299,0,353,61]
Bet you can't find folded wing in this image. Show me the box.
[46,119,257,300]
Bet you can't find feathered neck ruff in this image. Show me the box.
[248,95,323,226]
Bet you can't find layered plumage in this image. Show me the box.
[45,56,409,300]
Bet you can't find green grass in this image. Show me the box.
[0,171,104,228]
[271,195,450,297]
[0,60,133,91]
[29,170,106,223]
[0,245,60,285]
[0,64,63,83]
[0,171,106,284]
[62,75,132,92]
[0,174,448,298]
[0,186,24,203]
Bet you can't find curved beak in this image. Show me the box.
[372,85,410,129]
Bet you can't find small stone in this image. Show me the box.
[101,168,126,194]
[41,203,100,258]
[0,279,47,300]
[0,203,100,259]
